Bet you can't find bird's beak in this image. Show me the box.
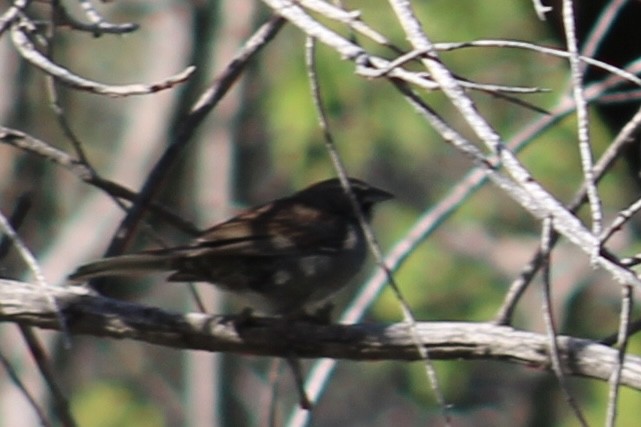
[369,187,394,203]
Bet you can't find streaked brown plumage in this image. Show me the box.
[69,178,392,314]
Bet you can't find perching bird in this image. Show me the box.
[69,178,392,315]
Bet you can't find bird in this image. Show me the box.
[68,178,392,315]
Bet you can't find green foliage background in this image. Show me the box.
[2,0,641,426]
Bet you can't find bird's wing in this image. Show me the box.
[161,201,352,258]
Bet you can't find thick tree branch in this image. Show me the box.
[1,279,640,390]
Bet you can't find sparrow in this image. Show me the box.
[68,178,392,315]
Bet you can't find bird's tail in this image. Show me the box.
[68,253,175,282]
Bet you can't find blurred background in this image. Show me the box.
[1,0,641,426]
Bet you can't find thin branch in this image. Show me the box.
[562,0,602,252]
[0,193,31,260]
[304,36,448,420]
[18,326,77,427]
[63,0,139,35]
[581,0,629,60]
[11,17,194,97]
[0,351,53,427]
[280,0,551,103]
[496,102,641,324]
[288,167,488,426]
[432,40,641,88]
[0,210,69,344]
[531,0,552,20]
[269,1,641,94]
[0,0,29,35]
[494,248,547,326]
[393,74,640,288]
[605,284,633,427]
[539,218,588,426]
[291,29,641,418]
[600,318,641,346]
[602,197,641,245]
[0,126,199,236]
[105,15,286,258]
[384,0,641,288]
[44,8,93,165]
[0,195,76,426]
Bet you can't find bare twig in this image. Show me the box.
[605,284,633,427]
[433,40,641,88]
[0,194,77,425]
[497,102,641,324]
[105,15,286,258]
[0,351,53,427]
[531,0,552,20]
[11,17,194,97]
[561,0,602,255]
[0,210,69,343]
[304,36,449,420]
[349,0,641,289]
[18,326,77,427]
[602,198,641,245]
[294,27,641,417]
[0,126,199,235]
[0,193,31,260]
[539,218,588,426]
[0,0,29,35]
[43,1,100,166]
[60,0,139,35]
[581,0,629,60]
